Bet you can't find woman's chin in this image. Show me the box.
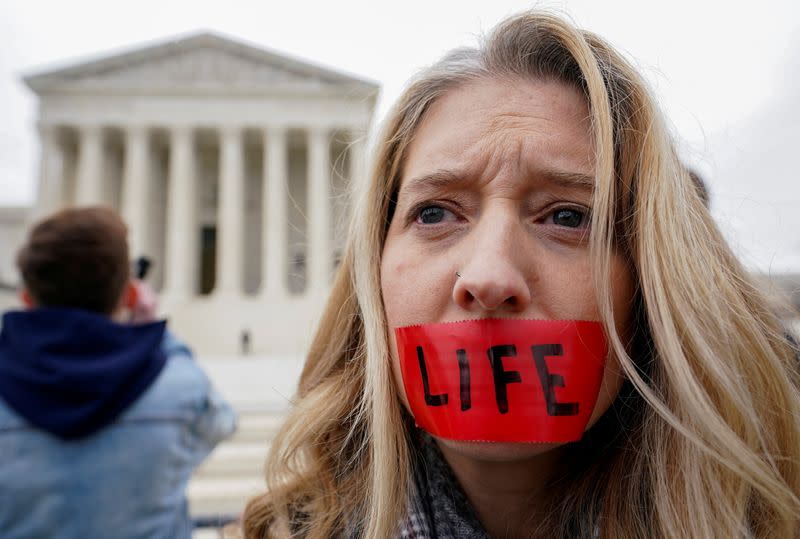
[432,435,565,463]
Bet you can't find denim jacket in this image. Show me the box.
[0,311,237,539]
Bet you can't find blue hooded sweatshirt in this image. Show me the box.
[0,308,167,440]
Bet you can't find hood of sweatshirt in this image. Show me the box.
[0,308,167,440]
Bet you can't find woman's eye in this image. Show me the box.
[551,208,587,228]
[417,205,453,225]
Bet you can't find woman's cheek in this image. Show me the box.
[381,244,414,411]
[383,256,451,327]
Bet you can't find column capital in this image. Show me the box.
[308,125,332,137]
[263,125,287,136]
[169,125,194,137]
[219,122,244,130]
[77,124,103,134]
[220,125,244,140]
[35,122,58,138]
[125,124,149,135]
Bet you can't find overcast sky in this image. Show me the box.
[1,0,798,273]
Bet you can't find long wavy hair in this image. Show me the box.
[242,11,800,538]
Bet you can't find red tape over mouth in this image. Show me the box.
[395,318,608,443]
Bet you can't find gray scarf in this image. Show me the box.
[398,433,490,539]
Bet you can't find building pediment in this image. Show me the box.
[24,32,379,98]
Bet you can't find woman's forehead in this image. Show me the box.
[401,77,595,193]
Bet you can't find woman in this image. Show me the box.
[243,11,800,538]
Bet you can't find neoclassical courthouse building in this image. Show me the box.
[2,32,378,355]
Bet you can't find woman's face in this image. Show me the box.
[380,77,635,461]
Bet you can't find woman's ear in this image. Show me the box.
[19,289,35,309]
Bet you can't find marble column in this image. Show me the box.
[33,124,63,219]
[75,125,103,205]
[164,126,196,300]
[216,126,244,296]
[120,126,149,258]
[307,127,331,295]
[261,127,288,299]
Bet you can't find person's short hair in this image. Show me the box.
[17,206,130,315]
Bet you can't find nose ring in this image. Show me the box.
[455,271,461,279]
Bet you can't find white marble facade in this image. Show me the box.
[25,33,378,355]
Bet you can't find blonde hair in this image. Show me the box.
[243,11,800,538]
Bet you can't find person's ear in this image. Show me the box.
[123,281,139,311]
[19,289,35,309]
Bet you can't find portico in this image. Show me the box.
[25,33,377,354]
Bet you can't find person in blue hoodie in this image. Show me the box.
[0,206,237,539]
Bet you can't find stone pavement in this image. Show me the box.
[195,355,305,412]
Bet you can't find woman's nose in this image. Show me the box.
[452,219,533,313]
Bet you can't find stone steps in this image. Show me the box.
[228,412,284,444]
[188,475,266,515]
[185,358,300,537]
[196,442,270,477]
[189,408,286,535]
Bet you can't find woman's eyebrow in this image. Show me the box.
[402,170,469,195]
[538,169,596,192]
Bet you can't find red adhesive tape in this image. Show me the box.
[395,319,607,443]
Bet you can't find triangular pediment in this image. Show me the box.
[24,33,379,97]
